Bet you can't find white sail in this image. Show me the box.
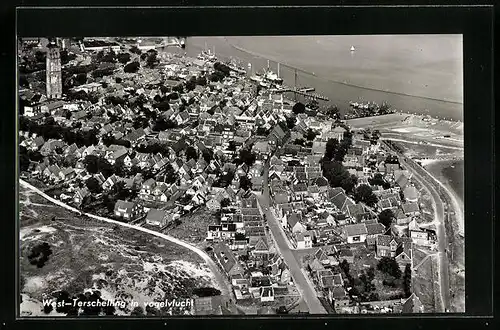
[350,46,355,52]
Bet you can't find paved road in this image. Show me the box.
[257,160,327,314]
[382,142,451,312]
[19,179,232,298]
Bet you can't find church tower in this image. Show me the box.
[46,43,62,99]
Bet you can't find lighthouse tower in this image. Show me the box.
[46,42,62,99]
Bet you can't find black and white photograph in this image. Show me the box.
[17,34,465,316]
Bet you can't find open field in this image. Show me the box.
[412,247,441,312]
[19,187,218,317]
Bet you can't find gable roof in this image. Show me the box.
[365,222,386,235]
[213,242,238,274]
[146,208,167,222]
[343,223,368,237]
[402,202,420,214]
[287,213,302,228]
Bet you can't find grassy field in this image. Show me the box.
[412,247,441,312]
[19,186,218,317]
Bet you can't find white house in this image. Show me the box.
[342,223,368,244]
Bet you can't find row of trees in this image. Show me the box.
[19,117,99,148]
[322,160,358,194]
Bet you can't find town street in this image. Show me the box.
[256,160,327,314]
[382,142,451,312]
[19,179,232,299]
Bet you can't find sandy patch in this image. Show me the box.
[20,225,58,240]
[392,127,428,133]
[23,276,47,294]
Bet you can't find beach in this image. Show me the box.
[177,35,463,121]
[425,159,464,206]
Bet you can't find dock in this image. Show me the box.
[269,85,329,101]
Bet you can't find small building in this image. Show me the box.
[73,187,90,206]
[145,208,168,227]
[296,231,313,249]
[342,223,368,243]
[213,242,244,277]
[338,249,354,264]
[114,200,141,220]
[365,222,387,247]
[259,286,275,302]
[329,286,350,310]
[403,186,419,203]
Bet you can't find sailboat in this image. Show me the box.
[350,45,356,52]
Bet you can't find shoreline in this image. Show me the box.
[225,39,463,107]
[184,36,464,121]
[423,159,464,208]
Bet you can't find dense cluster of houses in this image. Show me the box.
[261,123,437,311]
[19,47,296,227]
[19,42,437,313]
[206,193,296,303]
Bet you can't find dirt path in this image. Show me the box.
[19,179,232,299]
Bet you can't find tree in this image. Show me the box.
[378,209,395,228]
[129,45,142,55]
[239,149,256,167]
[340,174,358,195]
[366,267,376,282]
[305,128,318,141]
[220,198,231,208]
[294,138,305,146]
[379,102,391,114]
[403,263,412,298]
[196,75,207,86]
[227,141,237,151]
[202,149,214,163]
[325,104,340,119]
[369,172,391,189]
[292,102,305,115]
[353,184,378,207]
[186,146,198,161]
[322,160,357,193]
[35,50,46,63]
[113,158,127,177]
[83,155,99,174]
[340,259,350,275]
[85,177,102,193]
[286,115,296,129]
[324,138,339,160]
[369,292,380,301]
[28,242,53,268]
[239,175,252,191]
[124,61,140,73]
[377,257,402,279]
[117,52,131,64]
[192,287,221,297]
[146,52,159,68]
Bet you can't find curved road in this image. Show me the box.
[19,179,232,298]
[382,142,451,312]
[257,162,327,314]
